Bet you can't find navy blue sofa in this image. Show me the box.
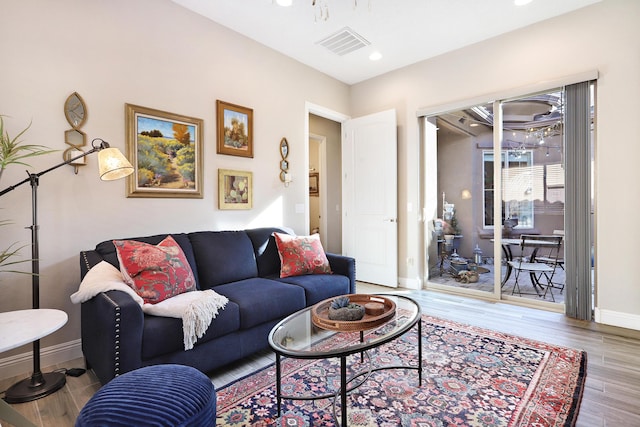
[79,227,356,385]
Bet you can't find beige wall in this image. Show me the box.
[0,0,349,364]
[350,0,640,329]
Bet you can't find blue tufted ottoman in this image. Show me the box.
[76,364,216,426]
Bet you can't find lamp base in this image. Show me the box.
[4,372,66,403]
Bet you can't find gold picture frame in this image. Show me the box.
[309,172,319,196]
[218,169,253,210]
[216,100,253,158]
[125,104,203,198]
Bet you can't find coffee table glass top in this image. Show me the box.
[269,294,420,358]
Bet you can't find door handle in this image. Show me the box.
[383,218,397,223]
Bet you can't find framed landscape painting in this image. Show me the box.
[125,104,203,198]
[216,100,253,158]
[218,169,252,210]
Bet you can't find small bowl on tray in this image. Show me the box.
[311,294,396,332]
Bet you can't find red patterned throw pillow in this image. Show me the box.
[114,235,196,304]
[273,232,332,278]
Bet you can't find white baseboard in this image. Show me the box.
[594,308,640,332]
[0,339,83,381]
[399,276,422,290]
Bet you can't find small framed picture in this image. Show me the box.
[216,100,253,158]
[218,169,253,210]
[309,172,319,196]
[125,104,203,198]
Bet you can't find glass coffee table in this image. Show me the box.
[268,294,422,426]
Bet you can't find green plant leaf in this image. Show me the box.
[0,241,34,275]
[0,115,57,182]
[0,116,53,278]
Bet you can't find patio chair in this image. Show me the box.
[507,234,564,302]
[535,229,565,272]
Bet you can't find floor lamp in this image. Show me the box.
[0,138,133,403]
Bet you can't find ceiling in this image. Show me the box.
[171,0,600,85]
[438,91,564,152]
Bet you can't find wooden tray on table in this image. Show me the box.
[311,294,396,332]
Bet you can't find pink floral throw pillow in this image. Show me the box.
[273,232,332,278]
[113,235,196,304]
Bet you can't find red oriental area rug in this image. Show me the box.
[216,315,586,426]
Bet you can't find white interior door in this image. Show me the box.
[342,109,398,287]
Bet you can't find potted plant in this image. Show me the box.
[0,115,54,275]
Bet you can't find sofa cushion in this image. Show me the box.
[214,278,306,329]
[114,236,197,304]
[188,231,258,289]
[273,232,332,278]
[277,274,351,305]
[94,233,200,288]
[245,227,291,277]
[141,300,240,360]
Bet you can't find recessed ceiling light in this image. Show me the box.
[369,51,382,61]
[514,0,533,5]
[276,0,292,6]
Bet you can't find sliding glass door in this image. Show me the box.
[499,91,566,304]
[425,102,497,297]
[424,88,580,308]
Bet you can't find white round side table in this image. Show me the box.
[0,309,68,352]
[0,308,68,418]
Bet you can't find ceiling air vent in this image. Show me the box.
[317,27,370,56]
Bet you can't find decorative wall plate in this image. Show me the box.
[280,137,289,159]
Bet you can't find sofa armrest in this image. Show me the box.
[80,250,108,278]
[326,253,356,293]
[81,290,144,384]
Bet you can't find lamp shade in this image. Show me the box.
[98,147,134,181]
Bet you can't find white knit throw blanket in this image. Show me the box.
[71,261,229,350]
